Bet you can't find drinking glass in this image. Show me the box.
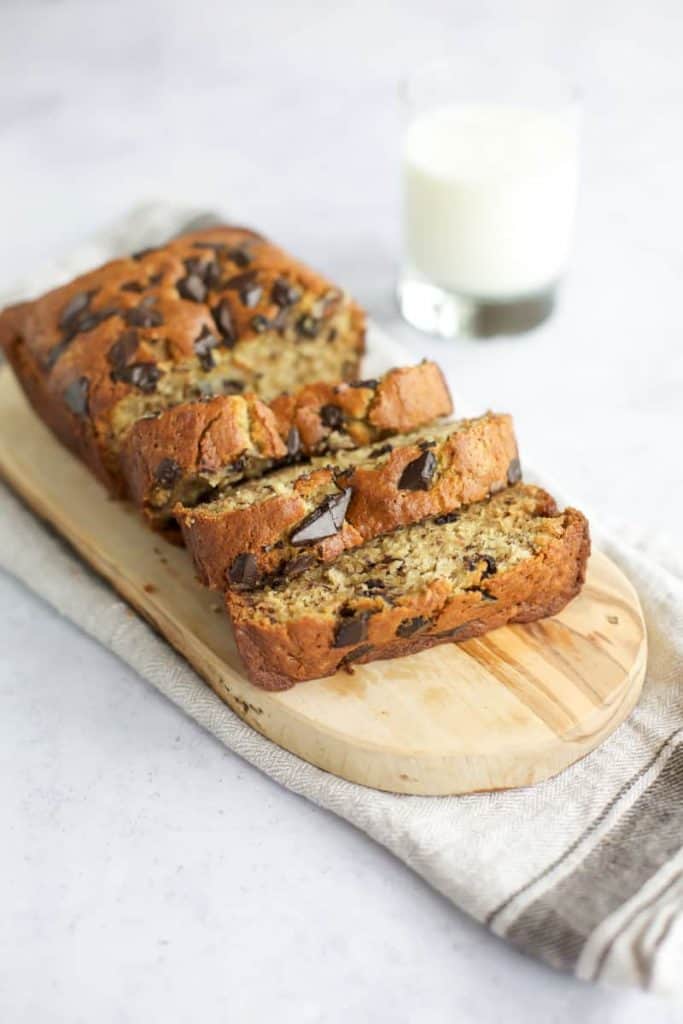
[397,58,580,338]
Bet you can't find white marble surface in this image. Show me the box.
[1,1,681,1021]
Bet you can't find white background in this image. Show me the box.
[1,1,681,1021]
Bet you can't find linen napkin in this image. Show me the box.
[1,204,681,996]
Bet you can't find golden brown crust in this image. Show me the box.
[120,394,287,518]
[122,360,453,527]
[268,361,453,450]
[178,413,519,590]
[226,501,591,690]
[0,225,365,495]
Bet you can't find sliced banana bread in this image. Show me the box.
[121,361,452,528]
[177,412,520,590]
[226,485,590,690]
[0,226,365,495]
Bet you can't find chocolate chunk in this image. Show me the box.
[222,379,245,394]
[507,457,522,485]
[63,376,89,417]
[396,616,429,638]
[229,246,252,268]
[279,554,314,579]
[320,404,345,430]
[131,247,157,261]
[465,553,498,577]
[342,643,373,665]
[148,272,163,286]
[59,291,94,328]
[121,281,145,293]
[224,270,262,307]
[364,578,385,591]
[227,552,259,589]
[271,278,301,307]
[107,330,139,373]
[290,487,352,546]
[96,304,123,322]
[398,450,437,491]
[249,315,268,333]
[155,458,181,489]
[69,312,99,334]
[125,304,163,328]
[333,612,369,648]
[418,439,437,450]
[297,314,320,338]
[193,325,219,371]
[286,426,301,457]
[434,511,459,525]
[113,362,162,393]
[213,300,235,345]
[184,256,221,288]
[348,379,379,389]
[177,273,208,303]
[45,339,72,369]
[370,443,393,458]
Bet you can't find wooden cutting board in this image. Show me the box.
[0,368,647,795]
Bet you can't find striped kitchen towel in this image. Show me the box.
[1,203,681,995]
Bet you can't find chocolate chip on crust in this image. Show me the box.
[224,270,262,308]
[279,554,315,579]
[120,280,145,293]
[290,487,352,546]
[507,457,522,485]
[107,330,139,374]
[342,643,373,665]
[58,290,95,329]
[396,615,429,637]
[348,379,378,389]
[63,376,89,417]
[271,278,301,307]
[154,458,182,489]
[333,612,370,648]
[320,404,345,430]
[177,273,208,303]
[227,552,260,589]
[112,362,162,393]
[125,302,163,328]
[193,325,219,371]
[213,300,235,345]
[398,450,437,491]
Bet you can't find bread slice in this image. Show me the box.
[120,361,452,528]
[226,485,590,690]
[0,226,365,495]
[178,412,520,590]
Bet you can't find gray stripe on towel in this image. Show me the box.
[504,743,683,974]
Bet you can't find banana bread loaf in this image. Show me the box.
[178,412,520,590]
[121,361,452,528]
[226,485,590,690]
[0,226,365,495]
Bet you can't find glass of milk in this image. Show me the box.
[398,59,580,337]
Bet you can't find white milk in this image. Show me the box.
[402,104,579,300]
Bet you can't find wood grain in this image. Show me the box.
[0,368,647,795]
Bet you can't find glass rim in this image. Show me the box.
[398,56,581,110]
